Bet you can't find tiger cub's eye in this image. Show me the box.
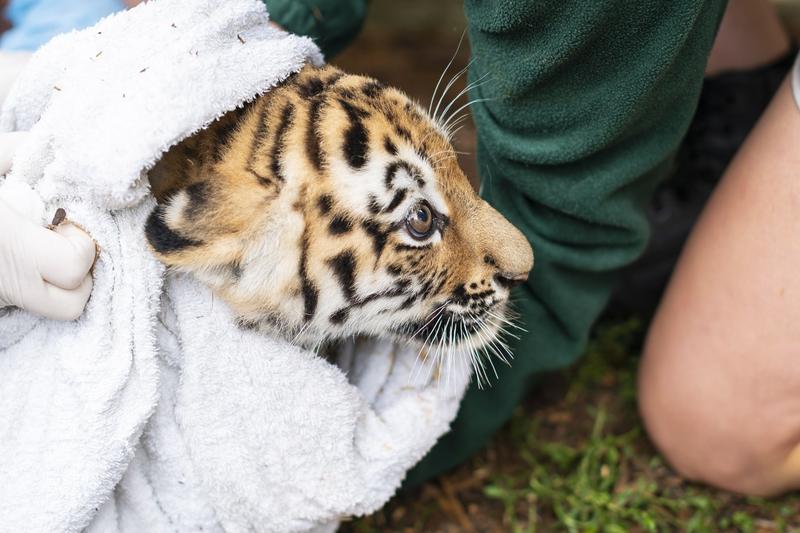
[405,201,435,240]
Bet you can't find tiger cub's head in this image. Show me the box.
[146,64,532,359]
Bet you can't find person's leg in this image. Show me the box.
[639,76,800,496]
[405,0,727,486]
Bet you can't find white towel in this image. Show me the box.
[0,1,470,532]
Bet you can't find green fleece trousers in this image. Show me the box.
[266,0,727,486]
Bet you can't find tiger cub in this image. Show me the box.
[146,64,532,360]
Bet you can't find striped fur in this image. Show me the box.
[146,64,533,352]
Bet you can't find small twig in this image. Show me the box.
[436,478,476,532]
[448,474,487,493]
[237,33,245,44]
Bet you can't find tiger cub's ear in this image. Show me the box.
[148,104,240,202]
[148,145,194,203]
[145,137,211,264]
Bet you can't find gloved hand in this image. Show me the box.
[0,132,96,320]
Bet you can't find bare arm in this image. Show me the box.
[640,76,800,496]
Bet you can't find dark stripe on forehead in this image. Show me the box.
[296,66,343,95]
[215,100,257,160]
[212,115,239,162]
[322,70,344,86]
[336,87,358,101]
[361,80,385,98]
[384,160,418,189]
[384,188,407,213]
[250,100,269,143]
[340,99,369,169]
[341,94,369,116]
[384,162,400,189]
[270,103,295,183]
[403,101,424,123]
[306,97,324,171]
[247,99,272,187]
[298,76,324,98]
[327,250,357,302]
[233,100,255,118]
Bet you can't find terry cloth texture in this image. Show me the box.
[0,1,470,531]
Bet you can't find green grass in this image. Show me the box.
[344,320,800,532]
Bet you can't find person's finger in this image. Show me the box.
[23,273,93,321]
[30,222,97,290]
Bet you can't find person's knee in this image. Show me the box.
[638,342,788,496]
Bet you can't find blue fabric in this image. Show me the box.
[1,0,125,51]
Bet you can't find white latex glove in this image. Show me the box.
[0,51,32,107]
[0,133,96,320]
